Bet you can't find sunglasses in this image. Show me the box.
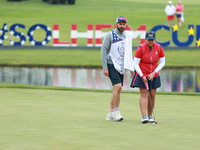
[146,31,155,34]
[118,17,127,21]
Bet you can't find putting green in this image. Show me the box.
[0,87,199,149]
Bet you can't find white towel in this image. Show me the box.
[181,12,184,22]
[124,31,135,72]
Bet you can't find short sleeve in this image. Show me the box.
[159,46,165,58]
[135,46,142,58]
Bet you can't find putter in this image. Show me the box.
[145,82,157,124]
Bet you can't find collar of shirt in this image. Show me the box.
[145,43,154,51]
[114,28,126,38]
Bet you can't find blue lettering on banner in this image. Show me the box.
[151,24,170,47]
[1,23,200,47]
[0,24,8,46]
[27,24,52,46]
[10,24,26,46]
[196,25,200,47]
[172,24,194,47]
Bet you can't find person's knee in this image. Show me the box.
[141,92,148,98]
[113,83,122,93]
[149,89,156,100]
[140,89,148,97]
[150,95,155,101]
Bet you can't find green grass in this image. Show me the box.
[0,84,200,150]
[0,49,200,67]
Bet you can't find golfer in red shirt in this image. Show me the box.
[130,31,165,123]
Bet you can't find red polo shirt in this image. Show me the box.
[135,42,165,77]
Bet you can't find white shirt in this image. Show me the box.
[165,4,176,16]
[108,30,126,74]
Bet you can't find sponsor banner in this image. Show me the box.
[0,23,200,47]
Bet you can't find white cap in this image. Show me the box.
[168,1,172,4]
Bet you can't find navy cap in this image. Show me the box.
[116,16,127,23]
[145,31,156,40]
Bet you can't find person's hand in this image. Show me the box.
[130,71,135,78]
[103,69,109,76]
[148,72,156,81]
[141,76,147,84]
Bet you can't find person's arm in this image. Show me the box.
[101,32,111,70]
[134,57,147,84]
[172,5,176,14]
[175,5,179,11]
[164,6,168,14]
[154,46,165,73]
[133,57,143,77]
[181,5,184,11]
[148,57,165,80]
[154,57,165,73]
[133,46,143,76]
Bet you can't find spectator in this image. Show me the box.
[165,1,176,26]
[175,1,184,27]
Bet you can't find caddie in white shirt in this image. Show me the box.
[101,16,134,121]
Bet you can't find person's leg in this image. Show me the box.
[166,16,169,26]
[106,92,115,120]
[106,87,116,120]
[178,17,182,27]
[112,83,123,121]
[109,94,114,109]
[106,64,124,121]
[147,88,157,116]
[111,83,122,108]
[170,20,174,26]
[171,15,175,26]
[139,87,148,117]
[106,84,121,120]
[139,87,149,123]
